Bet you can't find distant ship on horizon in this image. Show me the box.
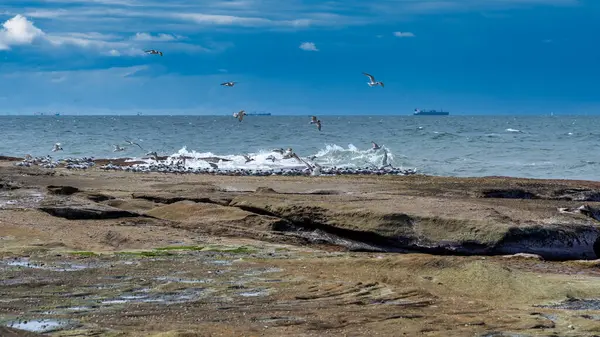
[34,112,60,116]
[413,108,449,116]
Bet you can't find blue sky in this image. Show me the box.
[0,0,598,115]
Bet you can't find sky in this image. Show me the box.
[0,0,598,115]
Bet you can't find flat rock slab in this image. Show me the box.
[230,194,600,260]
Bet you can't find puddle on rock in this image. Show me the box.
[3,258,99,272]
[210,260,232,266]
[243,267,283,276]
[155,276,212,284]
[537,298,600,310]
[239,289,270,297]
[100,287,206,306]
[3,318,73,333]
[0,190,44,209]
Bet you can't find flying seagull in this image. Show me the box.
[371,141,381,150]
[316,119,322,131]
[363,72,384,88]
[52,143,63,152]
[310,116,318,124]
[124,139,144,150]
[145,49,163,56]
[233,110,246,122]
[243,155,254,163]
[113,144,125,152]
[221,81,237,87]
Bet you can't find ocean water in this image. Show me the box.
[0,115,598,181]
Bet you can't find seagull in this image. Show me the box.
[310,116,318,124]
[124,139,144,150]
[316,120,322,131]
[208,162,218,169]
[145,49,163,56]
[371,141,381,150]
[266,155,276,162]
[283,148,294,159]
[233,110,246,122]
[52,143,63,152]
[272,148,285,154]
[221,81,237,87]
[113,144,125,152]
[243,155,254,164]
[146,151,159,161]
[363,72,384,88]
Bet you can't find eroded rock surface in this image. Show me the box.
[2,164,600,336]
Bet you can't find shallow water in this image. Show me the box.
[1,115,599,180]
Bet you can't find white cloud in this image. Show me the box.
[6,0,580,33]
[174,13,313,28]
[132,32,180,41]
[393,31,415,38]
[0,14,205,56]
[299,41,318,51]
[0,15,44,50]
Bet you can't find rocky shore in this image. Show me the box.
[2,160,600,336]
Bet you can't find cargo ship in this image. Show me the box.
[247,112,271,116]
[413,108,449,116]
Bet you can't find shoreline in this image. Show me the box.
[2,155,600,184]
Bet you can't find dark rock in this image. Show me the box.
[38,205,145,220]
[47,185,80,195]
[481,189,538,199]
[85,193,115,202]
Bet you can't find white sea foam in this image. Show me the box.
[505,128,522,133]
[130,144,397,171]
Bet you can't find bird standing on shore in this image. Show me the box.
[363,72,384,88]
[145,49,163,56]
[145,151,159,161]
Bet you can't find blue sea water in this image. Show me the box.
[0,115,598,181]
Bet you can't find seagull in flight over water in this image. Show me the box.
[52,143,63,152]
[113,144,125,152]
[145,49,163,56]
[233,110,246,122]
[221,81,237,87]
[363,72,384,88]
[124,139,144,150]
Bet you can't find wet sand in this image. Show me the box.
[2,161,600,336]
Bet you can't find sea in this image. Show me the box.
[0,115,598,181]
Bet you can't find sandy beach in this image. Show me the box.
[2,159,600,336]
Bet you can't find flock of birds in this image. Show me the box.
[28,138,417,177]
[145,48,384,132]
[15,49,406,177]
